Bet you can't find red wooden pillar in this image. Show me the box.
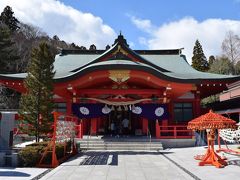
[195,91,201,117]
[83,119,88,135]
[142,118,148,135]
[161,119,168,130]
[91,118,97,135]
[155,120,160,139]
[66,100,72,115]
[77,120,83,138]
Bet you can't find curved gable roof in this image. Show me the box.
[53,59,239,83]
[1,34,240,84]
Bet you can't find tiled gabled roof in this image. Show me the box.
[0,34,239,83]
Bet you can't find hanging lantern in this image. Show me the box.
[132,106,142,114]
[102,104,111,114]
[111,106,115,111]
[117,106,122,111]
[131,104,136,111]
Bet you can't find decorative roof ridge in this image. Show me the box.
[60,49,106,55]
[69,38,171,73]
[112,32,129,46]
[135,49,181,55]
[69,43,119,72]
[67,34,181,73]
[120,41,171,72]
[59,49,182,56]
[59,33,182,56]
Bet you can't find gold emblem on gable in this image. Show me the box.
[112,45,128,56]
[109,70,130,84]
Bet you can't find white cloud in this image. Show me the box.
[130,16,240,63]
[128,41,135,48]
[0,0,116,48]
[130,16,154,33]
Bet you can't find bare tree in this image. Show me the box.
[208,56,234,75]
[222,31,240,65]
[18,22,47,40]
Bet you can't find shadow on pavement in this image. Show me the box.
[0,171,30,177]
[79,151,118,166]
[228,159,240,166]
[70,151,174,166]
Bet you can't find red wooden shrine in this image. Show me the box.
[0,34,239,139]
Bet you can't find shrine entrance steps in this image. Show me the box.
[75,136,164,151]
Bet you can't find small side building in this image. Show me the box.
[210,80,240,122]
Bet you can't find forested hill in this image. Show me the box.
[0,6,90,109]
[0,6,89,74]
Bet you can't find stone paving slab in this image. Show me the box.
[3,145,238,180]
[40,151,194,180]
[0,167,48,180]
[163,145,240,180]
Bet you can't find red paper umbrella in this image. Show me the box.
[188,110,237,131]
[187,110,236,168]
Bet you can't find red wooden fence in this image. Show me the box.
[158,125,193,139]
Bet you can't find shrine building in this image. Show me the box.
[0,34,239,139]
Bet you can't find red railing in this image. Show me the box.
[158,125,193,139]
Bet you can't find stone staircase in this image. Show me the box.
[75,136,164,151]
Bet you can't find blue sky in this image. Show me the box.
[59,0,240,49]
[1,0,240,62]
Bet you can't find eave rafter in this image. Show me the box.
[54,68,200,100]
[75,89,163,96]
[0,79,25,93]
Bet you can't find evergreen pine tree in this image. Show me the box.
[0,6,20,109]
[191,40,209,72]
[0,6,19,32]
[208,55,216,67]
[0,24,18,73]
[19,42,55,142]
[0,24,19,109]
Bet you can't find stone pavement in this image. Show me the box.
[0,167,48,180]
[40,145,240,180]
[1,145,239,180]
[162,145,240,180]
[40,151,194,180]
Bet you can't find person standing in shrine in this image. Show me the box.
[122,117,129,135]
[110,121,115,136]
